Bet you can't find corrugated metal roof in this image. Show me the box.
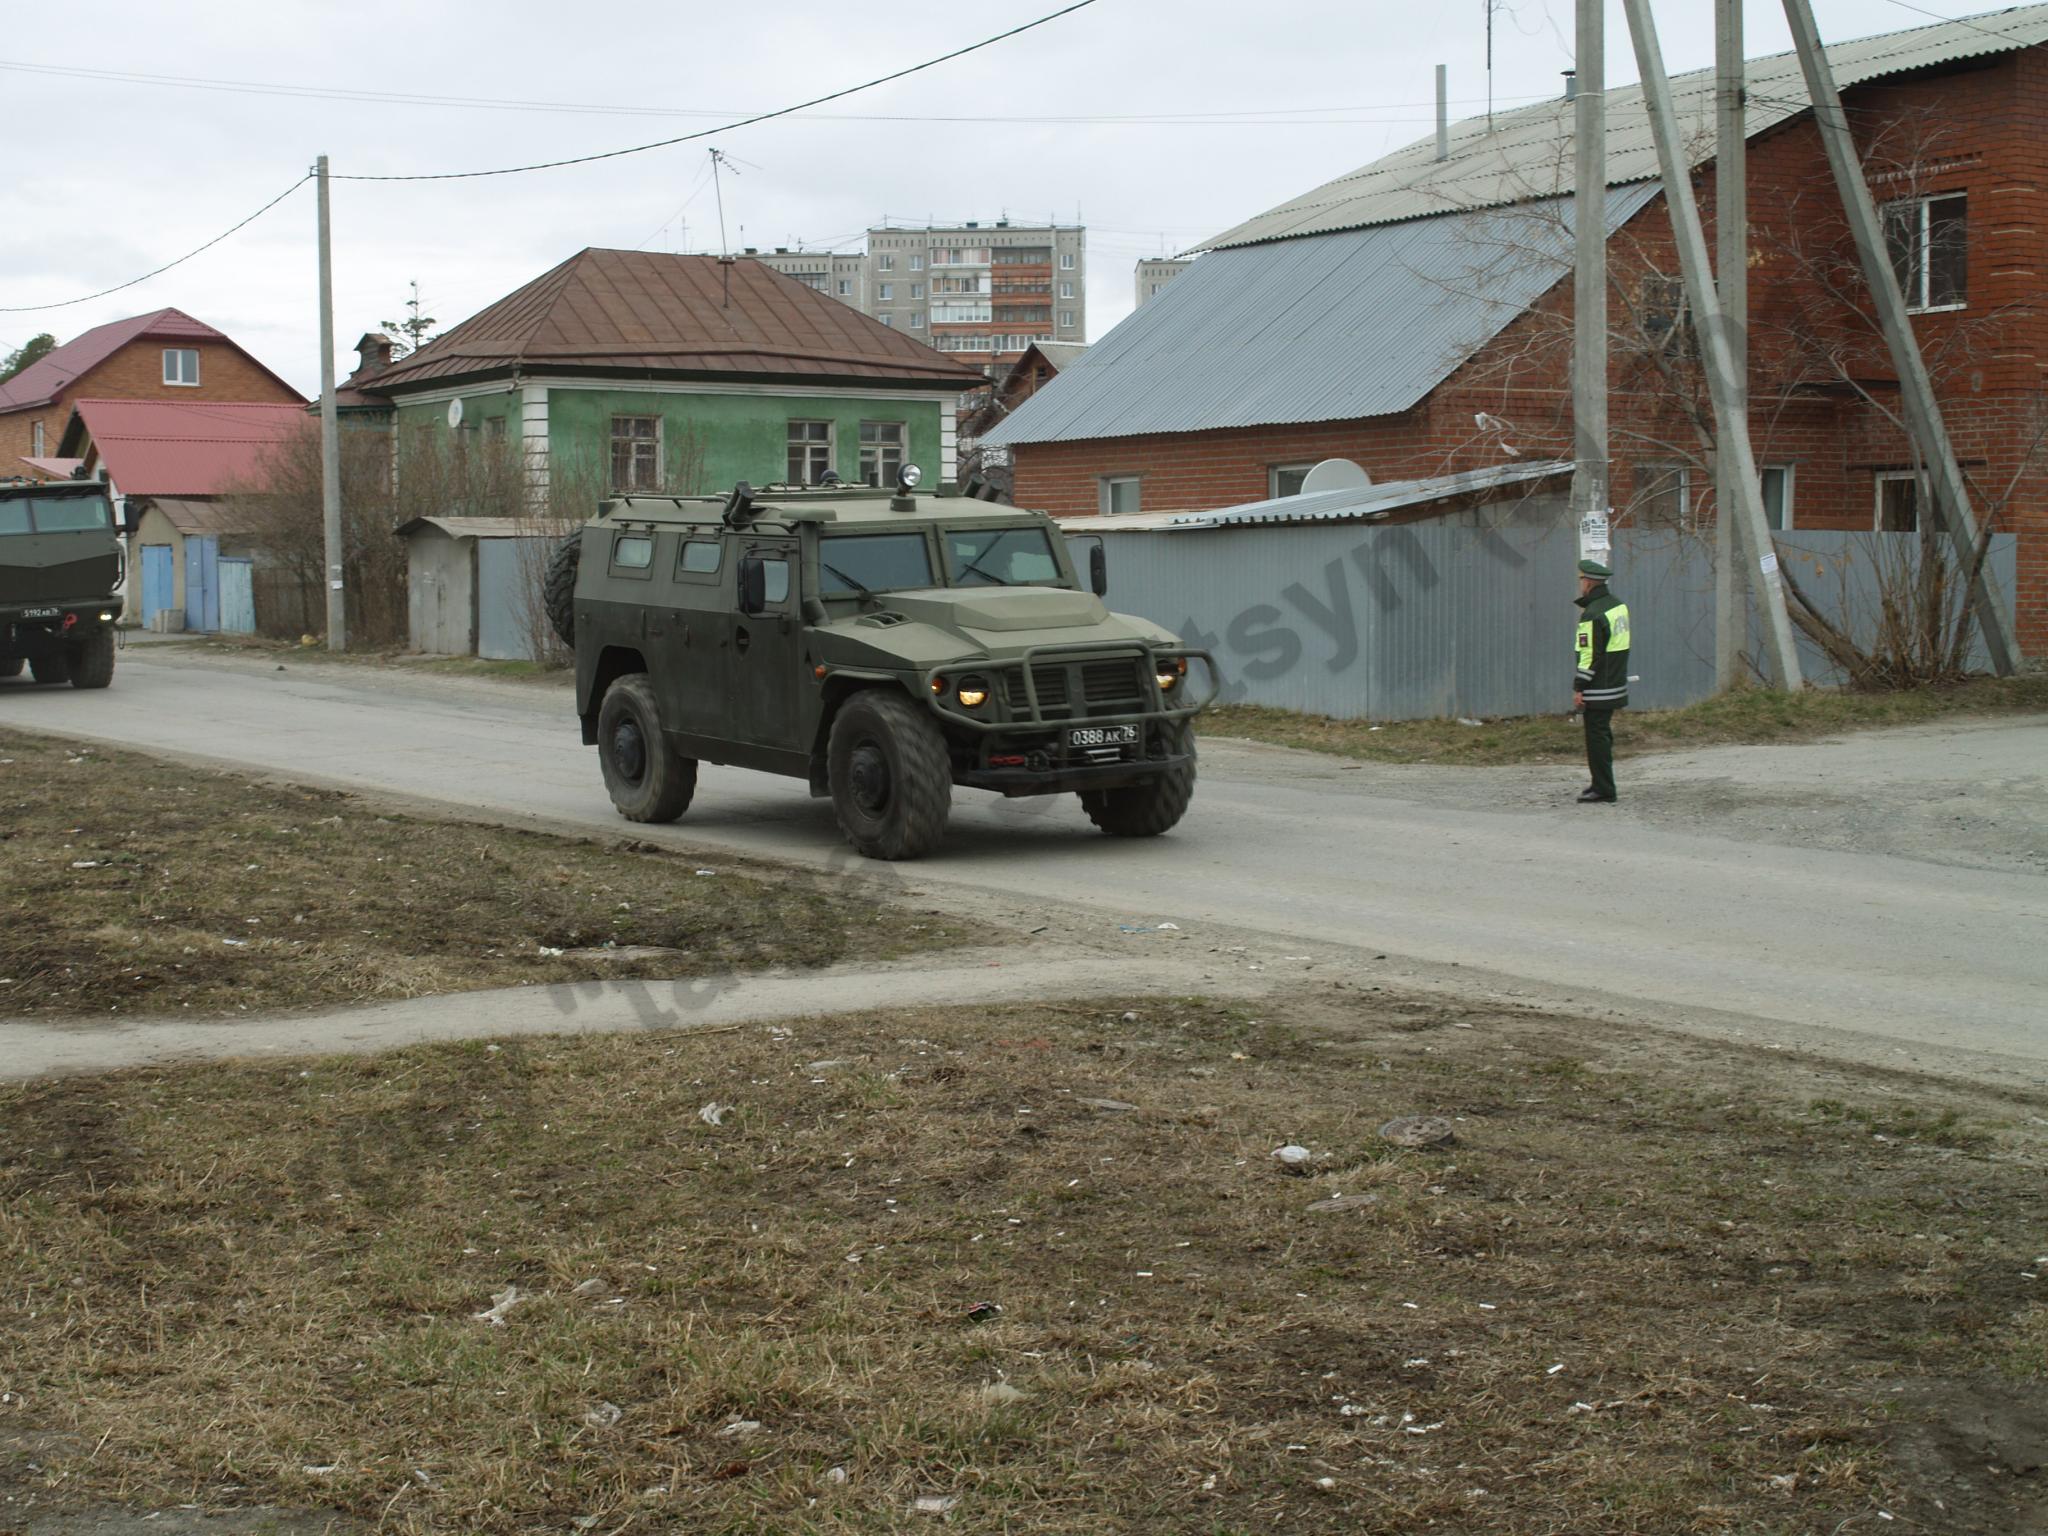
[16,455,84,480]
[394,516,545,540]
[1059,461,1572,532]
[67,400,308,497]
[983,186,1655,448]
[144,498,252,536]
[1203,3,2048,249]
[355,249,986,396]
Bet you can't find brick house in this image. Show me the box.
[0,308,302,470]
[986,5,2048,651]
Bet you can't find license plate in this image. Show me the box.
[20,607,59,620]
[1068,724,1138,749]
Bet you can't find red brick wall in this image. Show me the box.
[0,337,302,464]
[1012,51,2048,650]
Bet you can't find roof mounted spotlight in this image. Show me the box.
[890,462,924,510]
[722,480,760,528]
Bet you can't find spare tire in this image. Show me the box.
[544,533,581,648]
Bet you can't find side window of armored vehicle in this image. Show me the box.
[759,557,791,606]
[0,502,29,536]
[610,532,656,579]
[676,538,721,580]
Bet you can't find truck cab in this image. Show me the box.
[0,478,123,689]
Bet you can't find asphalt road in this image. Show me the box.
[8,648,2046,1086]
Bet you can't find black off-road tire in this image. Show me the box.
[0,657,21,678]
[67,628,115,689]
[827,689,952,860]
[28,652,71,686]
[597,674,696,823]
[1080,722,1197,838]
[543,534,581,648]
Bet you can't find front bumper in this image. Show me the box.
[957,749,1196,797]
[2,601,122,657]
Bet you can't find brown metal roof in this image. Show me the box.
[355,249,986,396]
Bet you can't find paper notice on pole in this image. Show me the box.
[1758,551,1779,577]
[329,580,345,590]
[1578,511,1612,561]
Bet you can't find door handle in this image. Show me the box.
[735,625,751,654]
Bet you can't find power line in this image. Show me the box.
[1874,0,2037,46]
[331,1,1101,181]
[0,55,1547,126]
[0,174,311,313]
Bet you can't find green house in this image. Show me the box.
[339,248,985,505]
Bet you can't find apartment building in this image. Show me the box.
[1134,257,1193,307]
[746,220,1086,374]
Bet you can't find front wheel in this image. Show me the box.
[28,652,70,686]
[827,690,952,860]
[1080,723,1197,838]
[68,628,115,689]
[597,674,696,823]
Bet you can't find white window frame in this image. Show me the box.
[878,254,895,273]
[1059,253,1076,270]
[1268,462,1316,499]
[31,420,44,456]
[162,347,200,386]
[1058,310,1076,329]
[1100,475,1141,516]
[878,282,893,301]
[910,254,925,271]
[858,420,906,487]
[1882,192,1968,314]
[1760,464,1795,531]
[787,418,835,485]
[837,278,851,296]
[910,282,924,299]
[609,414,663,492]
[1874,469,1921,532]
[910,311,924,330]
[1058,280,1074,299]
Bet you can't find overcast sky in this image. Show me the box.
[1,0,1956,395]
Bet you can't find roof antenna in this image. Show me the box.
[1436,64,1450,160]
[710,147,741,307]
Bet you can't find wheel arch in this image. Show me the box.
[808,675,909,795]
[580,644,650,745]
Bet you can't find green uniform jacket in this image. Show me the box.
[1574,583,1631,710]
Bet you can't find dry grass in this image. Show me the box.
[0,730,962,1019]
[1200,673,2048,765]
[2,993,2042,1534]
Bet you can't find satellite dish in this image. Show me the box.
[1299,458,1371,495]
[446,398,465,429]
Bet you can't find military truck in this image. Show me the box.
[548,469,1213,860]
[0,478,123,689]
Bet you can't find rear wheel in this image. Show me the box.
[28,652,70,686]
[827,690,952,860]
[597,674,696,823]
[0,657,21,678]
[1080,722,1197,838]
[68,628,115,689]
[544,534,581,648]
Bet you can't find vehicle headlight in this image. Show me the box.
[956,675,990,708]
[1156,657,1188,692]
[931,676,948,696]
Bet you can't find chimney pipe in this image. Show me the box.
[1563,68,1579,101]
[1435,64,1450,161]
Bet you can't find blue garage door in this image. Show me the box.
[141,544,175,627]
[184,536,219,632]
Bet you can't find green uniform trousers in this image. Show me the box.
[1583,708,1616,801]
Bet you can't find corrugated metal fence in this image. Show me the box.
[1070,522,2019,720]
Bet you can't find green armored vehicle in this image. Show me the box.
[0,478,122,689]
[548,469,1212,860]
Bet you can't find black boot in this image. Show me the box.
[1576,787,1616,804]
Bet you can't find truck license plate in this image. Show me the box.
[20,607,59,620]
[1068,724,1138,749]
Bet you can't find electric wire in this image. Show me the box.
[329,0,1101,181]
[0,174,311,313]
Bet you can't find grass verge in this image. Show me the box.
[130,634,569,685]
[1,994,2041,1533]
[1199,673,2048,765]
[0,730,964,1018]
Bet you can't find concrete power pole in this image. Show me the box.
[1778,0,2020,674]
[1568,0,1609,552]
[1621,0,1804,690]
[1713,0,1752,689]
[316,154,345,651]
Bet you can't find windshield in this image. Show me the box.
[0,496,114,535]
[946,526,1063,588]
[818,531,935,597]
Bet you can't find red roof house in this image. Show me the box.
[58,399,308,499]
[2,308,301,473]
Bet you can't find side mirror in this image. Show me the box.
[1088,544,1108,598]
[737,554,767,617]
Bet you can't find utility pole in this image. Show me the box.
[1713,0,1752,688]
[1621,0,1803,689]
[1778,0,2020,674]
[1569,0,1610,557]
[315,154,344,652]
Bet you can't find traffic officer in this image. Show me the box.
[1572,557,1631,803]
